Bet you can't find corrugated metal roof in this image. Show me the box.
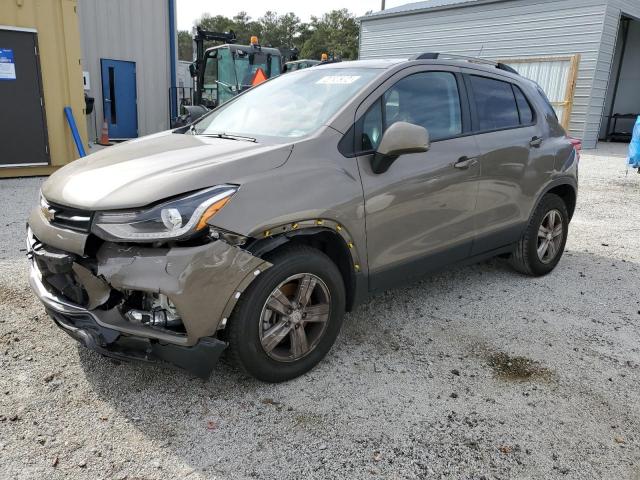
[364,0,502,19]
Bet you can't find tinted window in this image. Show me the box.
[361,99,383,151]
[470,75,519,131]
[384,72,462,141]
[359,71,462,150]
[513,85,533,124]
[536,86,558,120]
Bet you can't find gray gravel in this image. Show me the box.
[1,145,639,479]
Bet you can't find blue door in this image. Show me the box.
[100,59,138,139]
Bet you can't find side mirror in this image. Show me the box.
[371,121,430,174]
[189,62,198,78]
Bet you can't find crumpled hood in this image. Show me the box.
[42,131,292,210]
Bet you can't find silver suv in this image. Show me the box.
[27,54,579,382]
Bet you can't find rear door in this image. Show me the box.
[355,67,481,291]
[100,59,138,139]
[463,72,554,254]
[0,28,49,166]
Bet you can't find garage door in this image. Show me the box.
[0,27,49,167]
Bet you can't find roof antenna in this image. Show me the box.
[477,44,484,58]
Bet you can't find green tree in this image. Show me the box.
[195,11,262,46]
[192,9,359,59]
[231,11,263,44]
[300,9,359,60]
[177,30,193,61]
[258,11,301,48]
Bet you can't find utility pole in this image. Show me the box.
[381,0,385,10]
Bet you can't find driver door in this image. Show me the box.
[355,68,481,291]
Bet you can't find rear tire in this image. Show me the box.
[509,193,569,276]
[226,245,345,382]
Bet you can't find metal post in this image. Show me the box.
[381,0,386,10]
[64,107,86,157]
[168,0,178,123]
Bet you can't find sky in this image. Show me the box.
[177,0,407,30]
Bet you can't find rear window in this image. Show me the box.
[470,75,520,131]
[513,85,534,124]
[536,86,558,120]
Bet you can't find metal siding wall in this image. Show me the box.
[610,0,640,20]
[360,0,609,147]
[77,0,171,137]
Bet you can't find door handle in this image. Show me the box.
[530,136,543,147]
[453,156,477,169]
[104,98,111,103]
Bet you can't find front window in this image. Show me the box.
[202,48,238,105]
[194,67,380,139]
[360,71,463,151]
[202,53,218,105]
[216,48,237,104]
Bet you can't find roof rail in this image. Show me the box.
[410,52,519,75]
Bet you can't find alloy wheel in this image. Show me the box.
[537,209,564,264]
[258,273,331,362]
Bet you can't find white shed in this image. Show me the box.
[360,0,640,148]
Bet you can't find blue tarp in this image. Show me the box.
[629,115,640,168]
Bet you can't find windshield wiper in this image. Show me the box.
[199,132,257,142]
[215,80,236,92]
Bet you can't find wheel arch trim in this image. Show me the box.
[245,219,367,311]
[530,177,577,224]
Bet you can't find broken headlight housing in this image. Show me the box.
[92,185,237,242]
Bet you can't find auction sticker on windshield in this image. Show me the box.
[316,75,361,85]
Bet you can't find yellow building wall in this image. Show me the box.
[0,0,87,177]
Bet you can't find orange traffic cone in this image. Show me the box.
[97,118,112,146]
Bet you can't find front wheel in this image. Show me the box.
[509,193,569,276]
[226,245,346,382]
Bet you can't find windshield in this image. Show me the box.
[235,52,270,89]
[194,67,380,139]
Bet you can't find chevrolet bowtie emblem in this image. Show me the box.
[41,206,55,222]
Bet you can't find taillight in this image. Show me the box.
[568,136,582,161]
[568,137,582,151]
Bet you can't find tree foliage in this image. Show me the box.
[187,9,359,61]
[177,30,193,61]
[300,10,359,60]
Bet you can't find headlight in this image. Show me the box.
[92,185,237,241]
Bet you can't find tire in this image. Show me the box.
[509,193,569,276]
[226,245,346,382]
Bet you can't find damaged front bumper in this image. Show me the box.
[28,259,227,377]
[26,219,271,378]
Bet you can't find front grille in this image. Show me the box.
[44,199,93,233]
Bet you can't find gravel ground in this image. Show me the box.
[1,145,639,479]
